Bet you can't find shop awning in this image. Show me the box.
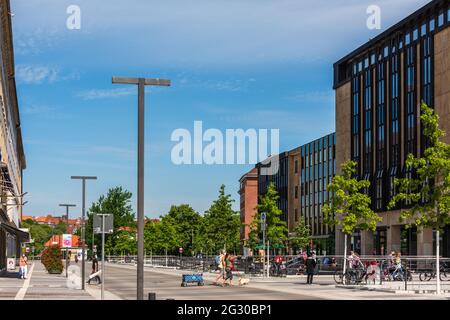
[0,221,29,242]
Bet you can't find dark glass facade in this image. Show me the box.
[341,4,449,213]
[300,133,336,254]
[256,152,289,223]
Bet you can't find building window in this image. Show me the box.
[390,51,401,168]
[421,35,433,106]
[351,65,361,164]
[295,186,298,199]
[405,45,417,157]
[363,66,373,176]
[376,58,386,171]
[294,160,298,174]
[438,13,444,27]
[295,209,298,222]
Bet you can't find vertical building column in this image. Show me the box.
[335,228,347,256]
[387,225,401,253]
[417,228,433,256]
[361,230,374,255]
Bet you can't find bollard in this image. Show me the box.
[148,292,156,300]
[404,265,408,291]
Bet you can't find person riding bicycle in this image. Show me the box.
[391,251,405,280]
[347,251,364,281]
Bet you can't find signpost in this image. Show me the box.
[93,213,114,300]
[62,234,73,278]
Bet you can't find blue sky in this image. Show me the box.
[12,0,431,219]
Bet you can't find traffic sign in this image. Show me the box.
[261,212,266,221]
[93,214,114,234]
[179,247,183,254]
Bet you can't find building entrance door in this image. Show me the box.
[401,226,417,256]
[374,227,387,255]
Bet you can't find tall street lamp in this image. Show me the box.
[71,176,97,290]
[59,203,76,278]
[59,203,76,228]
[112,76,170,300]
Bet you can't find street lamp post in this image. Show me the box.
[71,176,97,290]
[112,76,170,300]
[260,212,266,278]
[59,203,76,278]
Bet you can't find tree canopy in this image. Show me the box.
[388,102,450,231]
[323,160,381,235]
[248,183,288,251]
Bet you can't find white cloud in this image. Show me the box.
[11,0,432,68]
[22,105,56,115]
[15,65,79,84]
[177,77,256,91]
[15,65,58,84]
[77,88,135,100]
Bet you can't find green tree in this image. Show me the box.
[248,183,288,253]
[290,218,311,253]
[166,204,202,256]
[110,230,136,255]
[202,185,240,254]
[144,217,180,255]
[87,187,135,256]
[22,219,53,254]
[53,221,67,235]
[322,160,381,279]
[388,102,450,294]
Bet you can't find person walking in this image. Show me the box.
[91,255,99,274]
[306,253,316,284]
[223,253,235,286]
[19,254,28,279]
[214,250,225,286]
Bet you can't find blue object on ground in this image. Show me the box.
[181,273,204,287]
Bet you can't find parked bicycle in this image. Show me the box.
[334,267,368,285]
[419,262,450,281]
[269,262,287,277]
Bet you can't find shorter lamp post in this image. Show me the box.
[59,203,76,278]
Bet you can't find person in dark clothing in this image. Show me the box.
[305,253,317,284]
[92,255,99,274]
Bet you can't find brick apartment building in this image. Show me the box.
[239,167,258,254]
[241,132,336,255]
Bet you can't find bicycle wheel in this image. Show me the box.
[440,271,450,281]
[419,272,432,281]
[333,270,343,284]
[346,273,357,285]
[407,270,413,282]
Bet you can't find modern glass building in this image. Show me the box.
[253,133,336,255]
[299,133,336,255]
[334,0,450,256]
